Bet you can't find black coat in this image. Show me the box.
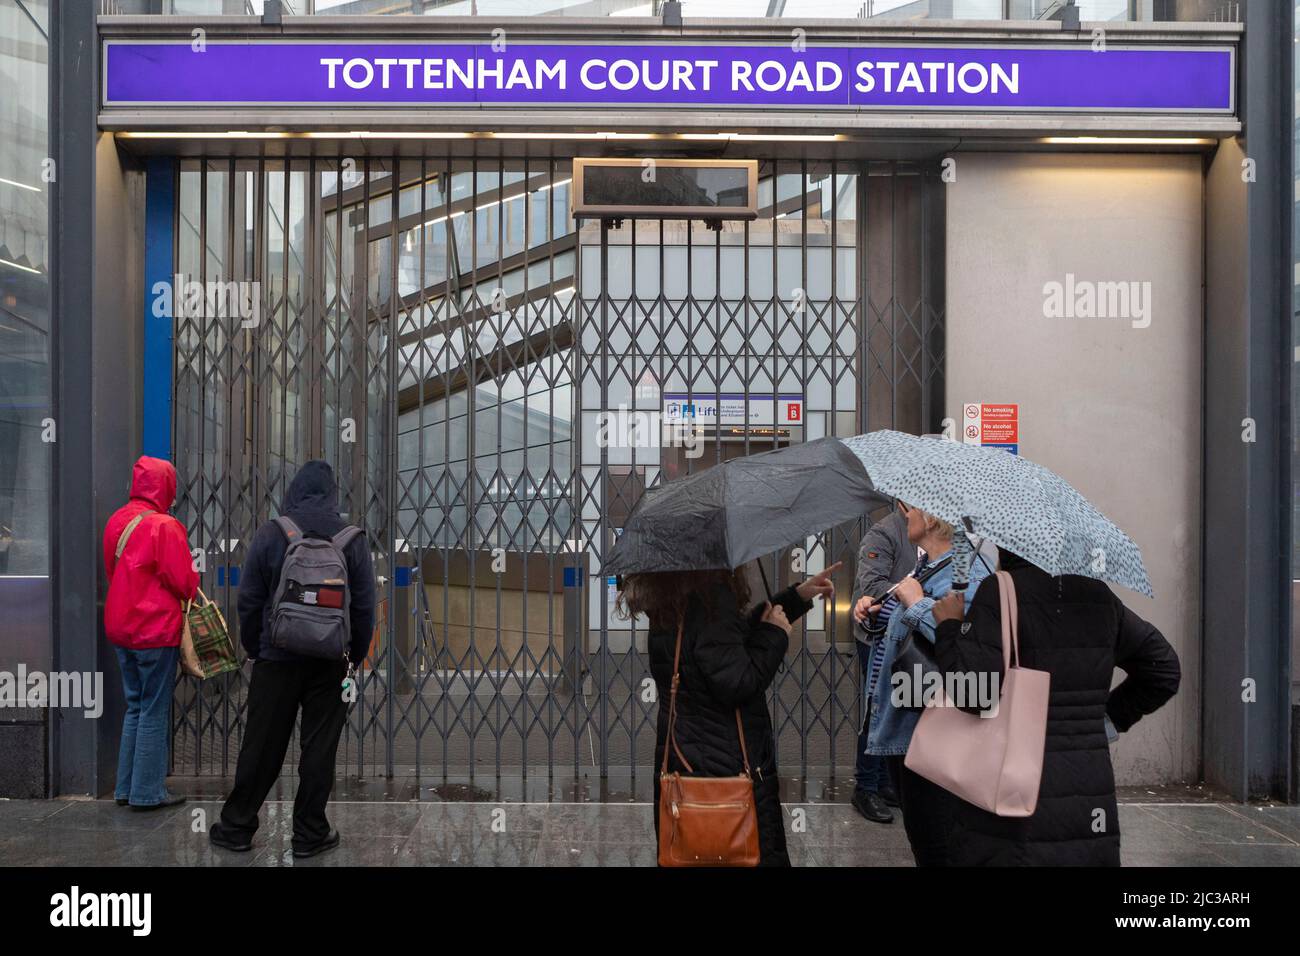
[933,553,1180,866]
[648,582,811,867]
[237,460,377,665]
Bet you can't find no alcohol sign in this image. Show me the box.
[963,402,1018,454]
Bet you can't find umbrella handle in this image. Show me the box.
[757,559,773,600]
[950,524,974,591]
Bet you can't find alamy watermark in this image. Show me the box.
[890,665,1001,715]
[0,666,103,719]
[152,274,261,329]
[1042,273,1151,329]
[595,404,704,459]
[50,886,151,936]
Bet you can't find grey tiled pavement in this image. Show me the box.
[2,794,1299,866]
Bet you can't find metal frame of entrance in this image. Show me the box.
[167,150,945,791]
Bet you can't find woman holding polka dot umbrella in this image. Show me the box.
[839,430,1152,597]
[840,431,1179,866]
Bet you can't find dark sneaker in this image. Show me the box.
[209,823,254,853]
[292,829,340,859]
[879,786,901,808]
[851,788,894,824]
[131,792,187,811]
[115,798,128,807]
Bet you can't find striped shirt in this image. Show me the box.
[865,552,930,704]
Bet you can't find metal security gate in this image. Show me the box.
[169,152,944,793]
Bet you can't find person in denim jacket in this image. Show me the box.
[852,501,991,866]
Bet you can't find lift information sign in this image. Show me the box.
[102,41,1234,113]
[663,393,803,427]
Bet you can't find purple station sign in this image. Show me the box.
[103,41,1234,113]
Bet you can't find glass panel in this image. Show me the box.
[0,0,50,584]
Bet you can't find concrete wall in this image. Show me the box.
[945,152,1202,784]
[1202,136,1249,796]
[87,134,146,796]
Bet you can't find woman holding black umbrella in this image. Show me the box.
[604,438,881,865]
[618,561,840,867]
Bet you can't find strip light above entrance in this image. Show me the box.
[117,130,845,143]
[118,131,294,139]
[1040,136,1217,146]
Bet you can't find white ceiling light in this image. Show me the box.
[1040,136,1216,146]
[1,257,43,275]
[0,176,41,193]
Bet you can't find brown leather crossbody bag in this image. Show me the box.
[658,621,761,867]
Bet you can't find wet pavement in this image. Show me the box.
[1,789,1298,866]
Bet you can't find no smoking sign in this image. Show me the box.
[962,402,1018,454]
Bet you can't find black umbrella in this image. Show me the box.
[604,437,891,587]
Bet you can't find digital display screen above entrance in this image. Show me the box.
[573,159,757,221]
[102,41,1235,113]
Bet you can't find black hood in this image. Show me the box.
[283,459,338,514]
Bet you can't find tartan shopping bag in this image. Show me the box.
[180,589,240,679]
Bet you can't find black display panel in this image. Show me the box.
[572,159,758,220]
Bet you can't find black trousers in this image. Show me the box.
[889,756,955,867]
[219,658,347,849]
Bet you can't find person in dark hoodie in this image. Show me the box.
[209,461,375,858]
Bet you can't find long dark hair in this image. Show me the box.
[615,568,752,630]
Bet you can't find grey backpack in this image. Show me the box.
[268,516,362,661]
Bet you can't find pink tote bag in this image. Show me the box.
[904,571,1050,818]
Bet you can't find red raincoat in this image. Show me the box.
[102,456,199,649]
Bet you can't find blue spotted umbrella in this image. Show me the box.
[839,430,1152,597]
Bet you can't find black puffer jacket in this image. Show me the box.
[933,552,1180,866]
[649,582,811,867]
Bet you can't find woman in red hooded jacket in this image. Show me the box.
[102,456,198,809]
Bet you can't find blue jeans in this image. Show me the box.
[114,645,178,806]
[854,640,889,793]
